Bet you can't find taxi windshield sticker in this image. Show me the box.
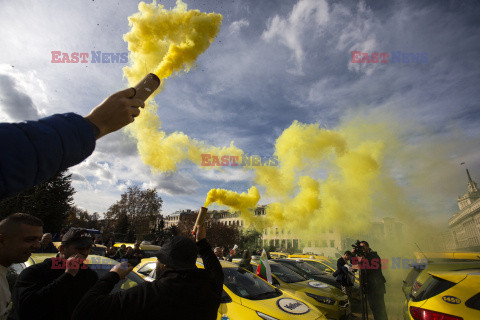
[442,296,461,304]
[277,298,310,314]
[308,281,329,288]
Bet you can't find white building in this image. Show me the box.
[161,205,403,257]
[449,169,480,250]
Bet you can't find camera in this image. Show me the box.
[351,240,366,258]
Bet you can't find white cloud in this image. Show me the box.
[197,167,254,182]
[262,0,329,73]
[229,19,249,34]
[0,65,47,121]
[333,2,379,75]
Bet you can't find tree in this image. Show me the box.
[67,206,101,230]
[0,171,75,232]
[239,228,262,253]
[104,186,163,240]
[176,211,241,249]
[114,213,130,241]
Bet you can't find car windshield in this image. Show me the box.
[90,263,144,293]
[321,260,336,270]
[223,267,282,300]
[270,263,306,283]
[411,276,456,302]
[284,260,325,275]
[304,260,331,272]
[137,262,156,276]
[404,266,424,287]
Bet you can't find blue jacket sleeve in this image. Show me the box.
[0,113,95,199]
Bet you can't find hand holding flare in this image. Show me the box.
[192,207,207,241]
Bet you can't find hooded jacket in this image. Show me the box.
[72,239,224,320]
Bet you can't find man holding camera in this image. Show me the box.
[354,241,388,320]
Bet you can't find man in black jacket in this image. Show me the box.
[359,241,388,320]
[333,250,354,301]
[10,228,98,320]
[72,222,223,320]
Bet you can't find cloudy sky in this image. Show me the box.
[1,0,479,223]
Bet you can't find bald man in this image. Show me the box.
[34,233,58,253]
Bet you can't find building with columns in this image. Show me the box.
[448,169,480,250]
[162,205,404,258]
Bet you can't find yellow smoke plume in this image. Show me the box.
[253,121,385,236]
[120,2,436,251]
[204,186,260,216]
[122,0,242,172]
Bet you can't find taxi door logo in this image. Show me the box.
[442,296,461,304]
[308,281,328,289]
[276,298,310,314]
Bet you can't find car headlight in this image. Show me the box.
[305,292,336,305]
[256,311,279,320]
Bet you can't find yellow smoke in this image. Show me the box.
[253,122,385,236]
[204,186,260,215]
[122,0,242,172]
[120,2,437,255]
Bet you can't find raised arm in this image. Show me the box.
[0,88,144,200]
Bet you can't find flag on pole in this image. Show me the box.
[256,249,272,284]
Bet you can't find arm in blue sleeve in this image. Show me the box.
[0,113,95,199]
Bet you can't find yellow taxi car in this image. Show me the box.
[270,252,289,259]
[9,253,144,292]
[113,242,161,258]
[413,251,480,262]
[407,269,480,320]
[132,257,157,281]
[402,260,480,319]
[296,257,360,285]
[251,260,350,320]
[277,259,360,303]
[288,254,332,262]
[291,258,336,274]
[135,257,326,319]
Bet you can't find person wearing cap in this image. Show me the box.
[10,228,98,320]
[72,221,223,320]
